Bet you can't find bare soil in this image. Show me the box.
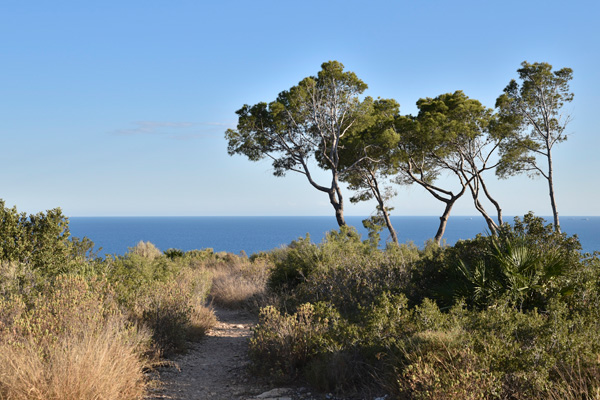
[145,307,330,400]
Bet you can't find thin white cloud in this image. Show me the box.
[112,121,236,140]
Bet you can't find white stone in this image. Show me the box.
[255,388,293,398]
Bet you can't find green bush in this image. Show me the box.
[0,200,97,277]
[249,302,344,379]
[267,235,320,293]
[254,214,600,398]
[406,213,584,311]
[268,227,416,319]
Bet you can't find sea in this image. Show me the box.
[68,216,600,257]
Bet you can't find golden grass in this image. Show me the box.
[208,256,271,310]
[188,304,218,341]
[0,322,150,400]
[0,274,151,400]
[128,240,163,259]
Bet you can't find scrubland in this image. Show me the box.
[0,202,262,399]
[1,202,600,399]
[247,213,600,399]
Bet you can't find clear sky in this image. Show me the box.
[1,0,598,217]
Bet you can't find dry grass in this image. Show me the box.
[0,275,152,400]
[188,304,218,341]
[207,255,271,310]
[128,240,163,259]
[547,360,600,400]
[133,266,216,354]
[0,326,149,400]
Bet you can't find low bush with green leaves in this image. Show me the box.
[250,215,600,399]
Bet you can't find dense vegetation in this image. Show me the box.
[2,206,598,399]
[0,201,263,399]
[248,215,600,399]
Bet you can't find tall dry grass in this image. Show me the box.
[207,254,271,310]
[0,274,151,400]
[128,240,163,260]
[0,324,149,400]
[133,265,216,354]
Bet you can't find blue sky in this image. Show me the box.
[1,0,598,217]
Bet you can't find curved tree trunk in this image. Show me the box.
[329,190,346,227]
[479,175,503,225]
[434,200,455,245]
[330,173,346,227]
[474,197,499,235]
[468,178,499,235]
[547,150,560,232]
[380,205,398,244]
[368,172,399,244]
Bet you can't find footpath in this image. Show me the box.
[145,307,339,400]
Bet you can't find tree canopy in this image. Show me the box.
[226,61,375,226]
[226,60,575,244]
[496,61,573,232]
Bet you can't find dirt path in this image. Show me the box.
[145,307,315,400]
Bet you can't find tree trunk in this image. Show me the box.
[380,205,398,244]
[434,200,455,245]
[547,150,560,232]
[369,172,399,244]
[479,175,503,225]
[329,172,346,227]
[468,179,499,235]
[334,203,345,227]
[329,189,346,227]
[474,197,499,235]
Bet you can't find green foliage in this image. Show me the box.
[226,60,371,176]
[249,302,344,379]
[496,61,574,231]
[0,200,96,276]
[102,247,182,306]
[267,227,415,319]
[405,213,583,311]
[164,248,185,259]
[254,212,600,398]
[495,61,573,179]
[452,214,580,311]
[226,61,394,226]
[267,234,320,293]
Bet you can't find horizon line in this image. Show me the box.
[67,215,600,218]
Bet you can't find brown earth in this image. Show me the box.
[145,307,344,400]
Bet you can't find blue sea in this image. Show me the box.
[68,216,600,257]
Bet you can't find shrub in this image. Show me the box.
[249,303,343,379]
[392,332,500,400]
[134,267,214,354]
[0,200,97,277]
[208,254,271,310]
[268,227,415,318]
[267,235,320,293]
[407,213,584,311]
[0,274,150,400]
[128,241,163,260]
[296,248,411,320]
[102,249,181,307]
[164,248,185,259]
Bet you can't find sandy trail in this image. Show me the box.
[145,306,356,400]
[146,307,276,400]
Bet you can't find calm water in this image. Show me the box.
[68,216,600,257]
